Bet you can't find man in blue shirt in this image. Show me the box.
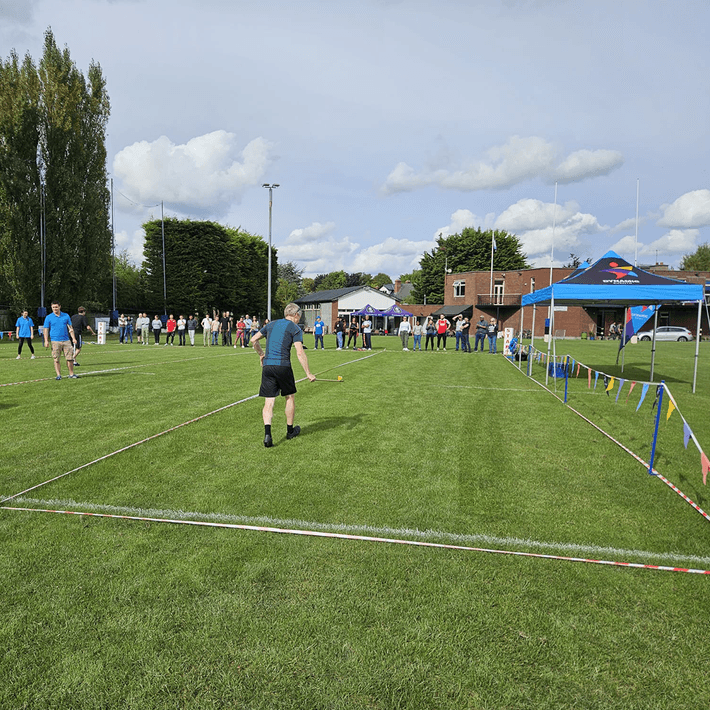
[15,310,36,359]
[313,315,325,349]
[43,301,78,379]
[251,303,316,447]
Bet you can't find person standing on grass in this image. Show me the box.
[424,316,436,351]
[346,318,358,349]
[313,316,325,349]
[177,314,187,346]
[412,319,423,351]
[251,302,316,448]
[118,313,127,344]
[487,317,499,353]
[15,310,36,360]
[474,316,487,352]
[151,315,162,344]
[187,314,197,346]
[43,301,78,379]
[362,316,372,350]
[165,314,177,346]
[140,313,150,345]
[461,316,471,352]
[436,316,450,351]
[70,306,95,367]
[220,311,231,346]
[454,315,464,351]
[398,317,411,351]
[334,316,345,350]
[201,313,212,346]
[211,314,220,345]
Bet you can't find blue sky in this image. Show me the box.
[2,0,709,278]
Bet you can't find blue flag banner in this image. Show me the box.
[683,422,693,449]
[594,371,599,389]
[615,379,625,403]
[620,305,656,349]
[636,383,649,411]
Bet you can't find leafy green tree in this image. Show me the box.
[370,272,392,289]
[114,250,145,312]
[680,242,710,271]
[0,30,111,312]
[314,270,347,291]
[302,277,315,293]
[412,228,528,303]
[142,218,274,318]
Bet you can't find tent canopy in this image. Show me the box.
[380,304,413,317]
[349,304,385,316]
[522,251,703,307]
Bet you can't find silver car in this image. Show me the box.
[639,326,693,342]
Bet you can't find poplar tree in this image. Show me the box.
[0,29,111,312]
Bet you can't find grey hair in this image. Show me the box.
[284,303,302,318]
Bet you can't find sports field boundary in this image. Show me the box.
[4,504,709,575]
[504,356,710,524]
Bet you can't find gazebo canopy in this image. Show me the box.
[522,251,703,307]
[350,304,385,316]
[380,304,413,317]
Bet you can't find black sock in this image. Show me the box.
[265,425,271,436]
[287,424,294,434]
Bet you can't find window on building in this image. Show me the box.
[493,280,504,305]
[453,280,465,297]
[530,278,535,293]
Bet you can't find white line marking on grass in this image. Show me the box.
[11,496,710,566]
[4,501,709,575]
[439,385,544,392]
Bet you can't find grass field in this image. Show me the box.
[1,334,709,709]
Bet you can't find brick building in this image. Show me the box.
[443,266,710,339]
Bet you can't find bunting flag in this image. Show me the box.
[666,400,676,421]
[636,383,649,411]
[594,372,599,389]
[617,305,657,362]
[605,376,615,393]
[576,362,581,377]
[625,381,636,404]
[683,422,693,449]
[587,368,592,389]
[615,379,625,403]
[702,452,709,486]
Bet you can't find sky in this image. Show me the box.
[2,0,709,279]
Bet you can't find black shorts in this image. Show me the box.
[259,365,297,398]
[75,335,83,349]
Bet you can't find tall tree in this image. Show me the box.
[412,228,528,303]
[370,272,392,289]
[314,270,347,291]
[142,218,275,318]
[0,29,111,313]
[680,242,710,271]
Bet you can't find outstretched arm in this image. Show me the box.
[294,342,316,381]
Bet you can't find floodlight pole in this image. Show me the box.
[263,183,279,320]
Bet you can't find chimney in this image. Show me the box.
[394,279,401,293]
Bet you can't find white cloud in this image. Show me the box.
[381,137,624,194]
[551,149,624,184]
[114,228,146,265]
[609,235,639,257]
[352,237,436,276]
[113,131,274,214]
[495,198,605,264]
[639,229,700,256]
[609,216,640,235]
[657,189,710,228]
[434,209,491,239]
[0,0,39,23]
[286,221,336,245]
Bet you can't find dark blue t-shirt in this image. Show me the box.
[260,319,303,367]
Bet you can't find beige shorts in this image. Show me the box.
[52,340,75,362]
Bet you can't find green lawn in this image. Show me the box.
[1,335,709,709]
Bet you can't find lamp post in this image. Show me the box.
[262,183,279,320]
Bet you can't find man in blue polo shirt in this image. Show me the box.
[250,302,316,447]
[43,301,78,380]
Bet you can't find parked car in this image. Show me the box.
[639,326,693,342]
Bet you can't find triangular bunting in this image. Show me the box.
[606,376,615,392]
[636,383,649,411]
[576,362,581,377]
[666,400,676,421]
[625,381,636,404]
[702,452,709,486]
[615,379,625,403]
[594,372,599,389]
[683,422,693,450]
[587,368,591,389]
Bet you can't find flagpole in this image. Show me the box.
[693,300,701,393]
[634,178,640,267]
[621,306,628,373]
[489,230,495,299]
